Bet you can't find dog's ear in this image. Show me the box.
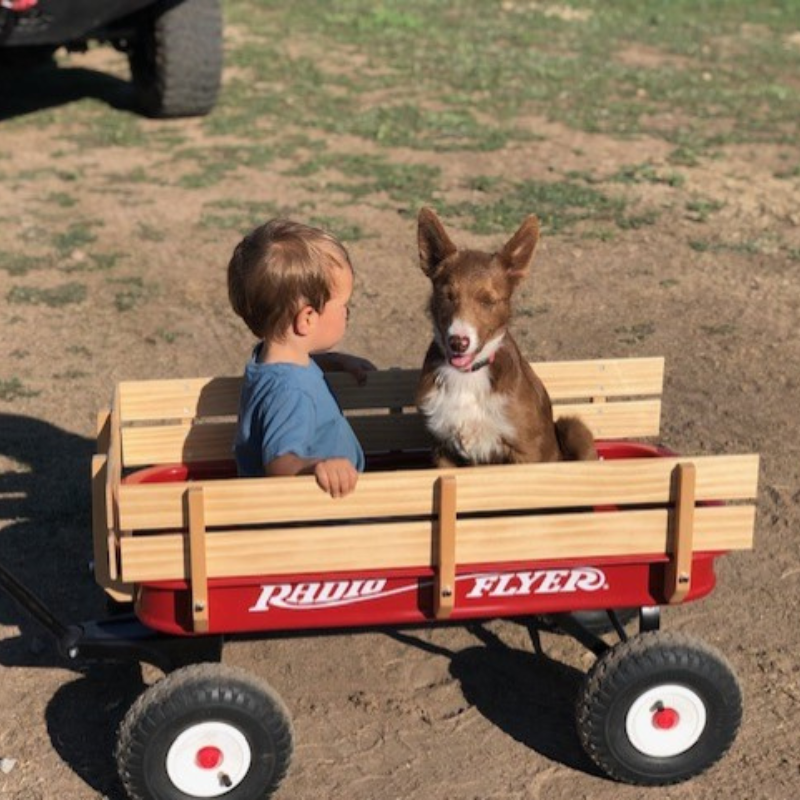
[498,214,539,285]
[418,207,458,277]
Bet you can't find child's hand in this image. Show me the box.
[314,352,376,385]
[314,458,358,497]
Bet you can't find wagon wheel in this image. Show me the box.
[576,631,742,786]
[117,663,293,800]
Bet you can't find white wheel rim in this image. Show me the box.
[165,721,252,797]
[626,683,707,758]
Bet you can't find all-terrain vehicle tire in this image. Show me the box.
[117,663,293,800]
[128,0,222,118]
[576,631,742,786]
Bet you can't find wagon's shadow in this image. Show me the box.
[388,622,604,778]
[0,61,134,120]
[0,413,138,797]
[45,664,146,799]
[0,413,101,637]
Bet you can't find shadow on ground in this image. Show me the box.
[0,61,135,120]
[389,622,605,780]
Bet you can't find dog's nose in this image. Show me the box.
[448,335,470,354]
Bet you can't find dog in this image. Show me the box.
[415,207,597,467]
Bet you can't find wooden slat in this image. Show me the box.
[119,504,755,583]
[119,399,662,467]
[121,421,237,468]
[532,357,664,400]
[116,358,665,423]
[117,454,759,531]
[186,486,209,633]
[105,385,122,543]
[555,400,661,439]
[92,454,113,586]
[119,376,242,423]
[434,476,457,619]
[665,463,696,604]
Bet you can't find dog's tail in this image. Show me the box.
[555,416,598,461]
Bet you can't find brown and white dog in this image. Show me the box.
[415,207,597,467]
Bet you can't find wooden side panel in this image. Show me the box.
[119,400,663,467]
[119,504,756,583]
[115,358,665,423]
[117,454,759,531]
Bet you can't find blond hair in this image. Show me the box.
[228,219,352,342]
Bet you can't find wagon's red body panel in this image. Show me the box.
[126,443,724,636]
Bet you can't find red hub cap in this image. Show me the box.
[652,707,680,730]
[196,746,223,770]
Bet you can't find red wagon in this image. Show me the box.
[1,357,759,799]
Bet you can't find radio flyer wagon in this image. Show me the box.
[0,356,759,799]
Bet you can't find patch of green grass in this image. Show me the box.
[349,105,508,151]
[685,197,725,222]
[53,369,89,380]
[174,144,279,188]
[137,223,166,243]
[200,199,281,232]
[147,328,188,345]
[308,216,369,242]
[775,163,800,180]
[445,178,626,235]
[66,109,146,148]
[615,322,656,345]
[616,209,660,229]
[0,252,53,276]
[62,252,122,273]
[53,222,101,255]
[690,237,772,255]
[611,163,685,188]
[7,283,87,307]
[0,378,40,402]
[109,276,148,312]
[701,323,736,336]
[326,156,441,209]
[45,192,77,208]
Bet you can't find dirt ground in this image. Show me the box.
[2,43,800,800]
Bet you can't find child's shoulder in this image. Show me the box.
[245,359,324,392]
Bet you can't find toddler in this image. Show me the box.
[228,219,372,497]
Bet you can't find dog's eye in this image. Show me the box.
[478,294,498,308]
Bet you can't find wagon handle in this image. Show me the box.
[665,462,696,604]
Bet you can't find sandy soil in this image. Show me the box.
[1,45,800,800]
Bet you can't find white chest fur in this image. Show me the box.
[419,364,515,463]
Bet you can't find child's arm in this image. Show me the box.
[313,352,375,385]
[265,453,358,498]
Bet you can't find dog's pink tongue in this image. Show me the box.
[450,354,474,370]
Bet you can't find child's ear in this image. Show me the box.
[294,304,316,336]
[498,214,539,286]
[418,207,457,279]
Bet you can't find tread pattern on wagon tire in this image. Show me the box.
[575,631,742,786]
[116,662,294,800]
[129,0,223,118]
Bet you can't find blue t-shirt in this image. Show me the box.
[234,347,365,477]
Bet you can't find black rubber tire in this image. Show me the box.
[128,0,222,118]
[117,663,293,800]
[576,631,742,786]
